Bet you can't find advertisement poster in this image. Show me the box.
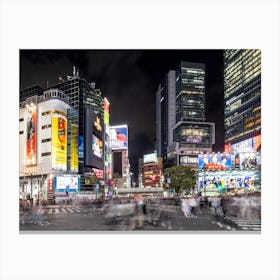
[110,126,128,150]
[198,153,231,170]
[92,135,103,158]
[104,98,110,126]
[78,136,84,158]
[54,175,80,192]
[70,124,78,171]
[26,105,37,166]
[231,136,261,154]
[239,152,261,170]
[52,116,67,170]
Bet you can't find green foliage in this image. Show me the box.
[163,165,196,194]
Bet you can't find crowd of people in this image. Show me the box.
[180,193,261,219]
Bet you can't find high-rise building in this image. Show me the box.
[224,50,261,153]
[156,61,215,169]
[20,67,107,192]
[19,89,82,202]
[156,70,176,162]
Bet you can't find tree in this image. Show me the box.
[163,165,196,195]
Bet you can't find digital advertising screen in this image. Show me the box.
[92,135,103,158]
[78,136,84,158]
[104,98,110,126]
[198,153,231,170]
[110,126,128,150]
[239,152,261,170]
[185,135,203,143]
[51,116,67,170]
[54,175,80,192]
[231,136,261,154]
[84,107,103,169]
[26,105,37,166]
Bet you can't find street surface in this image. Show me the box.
[19,198,261,232]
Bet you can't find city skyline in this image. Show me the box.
[20,50,224,174]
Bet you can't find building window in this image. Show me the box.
[19,131,24,135]
[19,118,24,122]
[41,152,51,156]
[42,124,51,129]
[42,110,66,116]
[41,138,51,143]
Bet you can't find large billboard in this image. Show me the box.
[26,105,37,166]
[239,152,261,170]
[52,116,67,170]
[70,124,78,171]
[198,153,231,170]
[231,135,261,154]
[84,108,103,169]
[54,175,80,193]
[110,125,128,150]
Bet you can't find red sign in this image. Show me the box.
[48,175,54,191]
[92,168,103,178]
[26,105,37,166]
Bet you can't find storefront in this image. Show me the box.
[19,175,48,204]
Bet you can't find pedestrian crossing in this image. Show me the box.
[46,206,103,215]
[225,216,261,231]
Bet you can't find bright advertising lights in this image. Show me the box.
[52,116,67,170]
[198,153,231,170]
[110,125,128,150]
[55,175,80,192]
[26,105,37,166]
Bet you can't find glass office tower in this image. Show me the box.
[156,61,215,169]
[176,61,206,122]
[224,50,261,148]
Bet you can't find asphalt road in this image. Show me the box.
[19,199,240,232]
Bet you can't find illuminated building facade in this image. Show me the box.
[19,89,82,202]
[20,68,107,192]
[156,62,215,169]
[110,125,130,188]
[142,153,163,188]
[224,50,261,151]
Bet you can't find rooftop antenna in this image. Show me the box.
[73,66,76,77]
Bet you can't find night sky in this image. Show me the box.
[20,50,224,175]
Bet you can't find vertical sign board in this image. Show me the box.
[26,106,37,166]
[70,124,78,171]
[52,116,67,170]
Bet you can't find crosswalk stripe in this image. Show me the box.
[48,209,53,214]
[225,216,261,231]
[54,209,59,214]
[67,208,74,213]
[61,208,67,213]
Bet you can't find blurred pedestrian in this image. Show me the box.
[189,196,198,217]
[142,200,147,215]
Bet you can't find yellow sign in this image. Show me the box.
[70,124,78,171]
[94,116,102,131]
[52,116,67,170]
